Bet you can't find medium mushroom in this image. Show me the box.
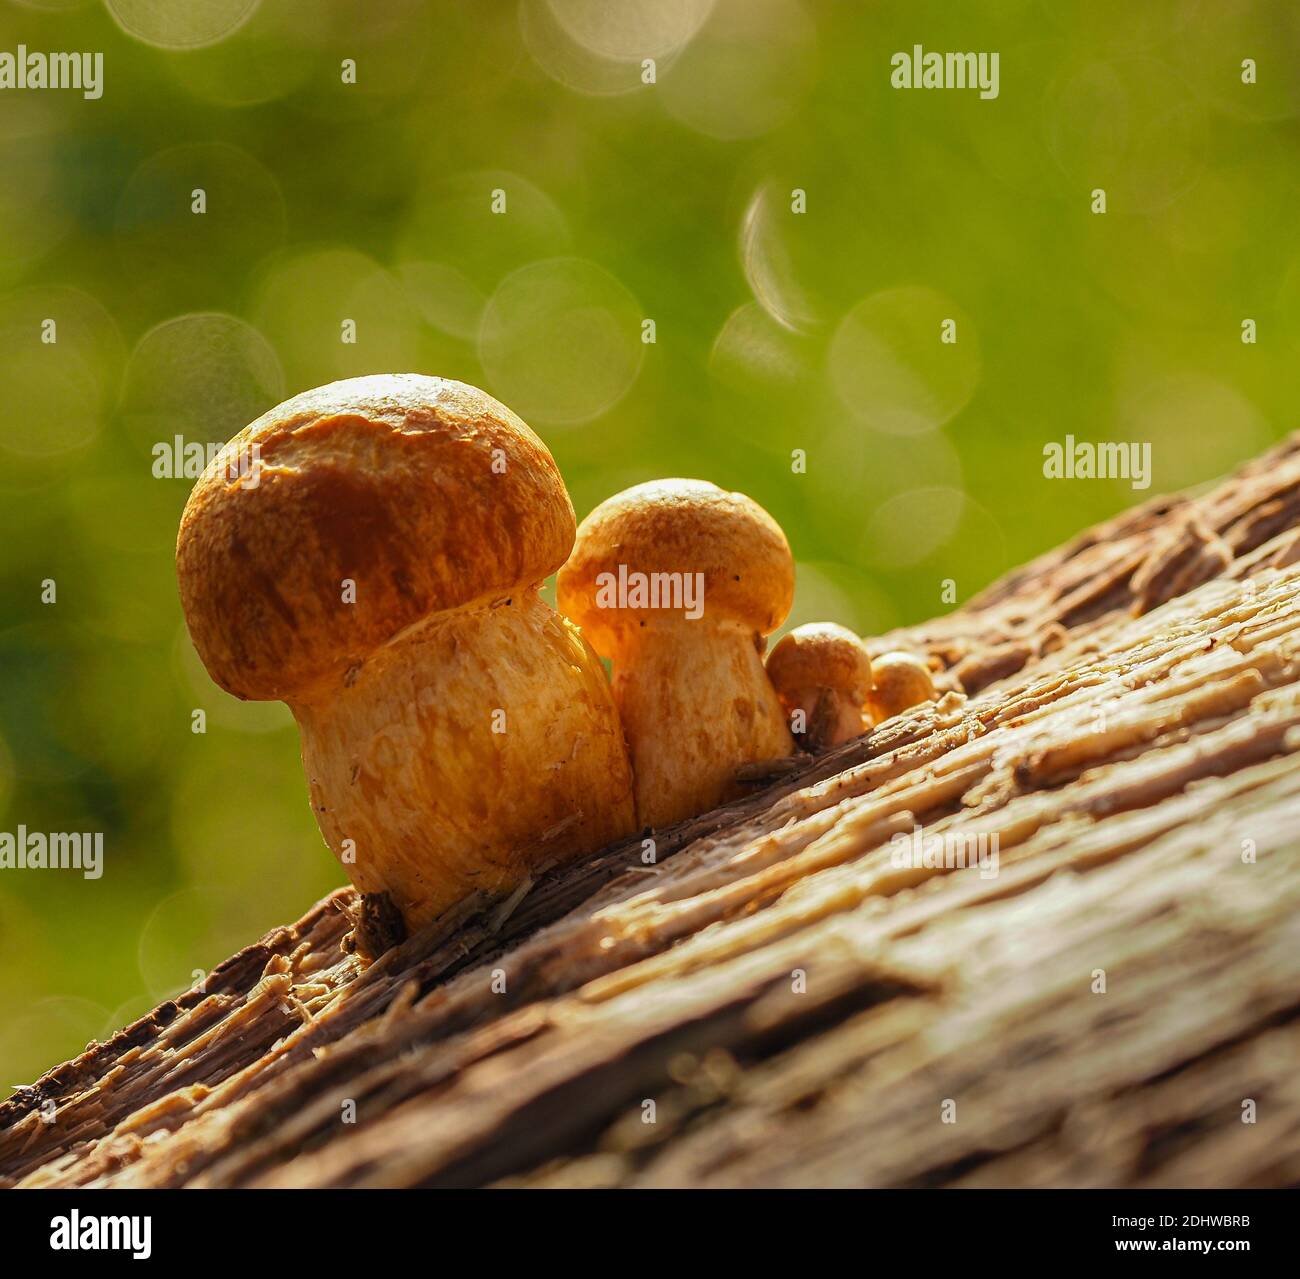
[865,650,938,725]
[176,374,635,950]
[556,478,795,828]
[766,622,872,752]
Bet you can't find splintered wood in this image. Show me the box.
[5,443,1300,1188]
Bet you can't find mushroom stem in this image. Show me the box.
[291,590,634,932]
[610,617,792,828]
[806,687,866,752]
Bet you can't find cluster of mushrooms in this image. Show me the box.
[176,375,938,954]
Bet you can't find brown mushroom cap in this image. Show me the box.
[557,479,794,645]
[177,375,574,702]
[767,623,873,702]
[867,651,937,720]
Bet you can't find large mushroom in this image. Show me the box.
[176,374,635,950]
[557,478,794,828]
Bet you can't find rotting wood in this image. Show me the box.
[5,439,1300,1188]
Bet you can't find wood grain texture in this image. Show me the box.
[6,438,1300,1189]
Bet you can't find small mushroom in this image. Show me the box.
[557,478,795,828]
[766,622,872,752]
[865,651,938,725]
[176,375,635,944]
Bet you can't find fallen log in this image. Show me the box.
[5,439,1300,1189]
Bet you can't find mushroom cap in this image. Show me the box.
[867,650,937,719]
[557,479,794,645]
[177,374,575,702]
[767,622,873,702]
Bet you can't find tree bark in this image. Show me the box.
[5,439,1300,1189]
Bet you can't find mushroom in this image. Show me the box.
[865,651,938,725]
[176,374,635,950]
[766,622,872,752]
[556,478,795,828]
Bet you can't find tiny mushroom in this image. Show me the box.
[766,622,872,752]
[865,650,938,725]
[176,374,636,951]
[557,478,795,828]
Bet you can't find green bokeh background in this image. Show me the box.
[2,0,1298,1087]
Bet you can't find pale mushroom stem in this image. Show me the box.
[609,617,793,828]
[291,590,634,933]
[805,688,866,752]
